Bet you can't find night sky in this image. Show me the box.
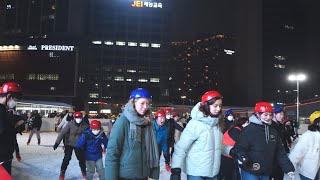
[170,0,235,40]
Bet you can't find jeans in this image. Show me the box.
[86,158,104,180]
[241,170,269,180]
[61,145,86,172]
[299,174,312,180]
[29,127,41,141]
[187,175,217,180]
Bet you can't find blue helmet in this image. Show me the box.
[129,88,152,100]
[274,106,283,114]
[224,109,233,116]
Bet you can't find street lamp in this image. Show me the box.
[288,73,306,126]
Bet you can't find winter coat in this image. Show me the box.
[271,120,290,153]
[166,118,184,146]
[289,129,320,179]
[76,127,108,161]
[234,115,295,176]
[171,102,222,178]
[174,121,183,143]
[153,120,168,152]
[57,114,72,131]
[55,120,88,147]
[105,112,160,180]
[0,104,16,162]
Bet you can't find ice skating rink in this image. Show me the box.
[12,132,187,180]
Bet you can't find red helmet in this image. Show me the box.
[155,110,166,117]
[172,112,179,117]
[74,111,83,118]
[90,120,101,129]
[254,102,273,113]
[201,90,222,104]
[0,82,22,98]
[164,108,172,114]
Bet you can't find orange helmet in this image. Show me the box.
[201,90,222,104]
[90,120,101,129]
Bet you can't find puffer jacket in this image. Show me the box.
[153,120,168,152]
[289,129,320,179]
[105,110,159,180]
[76,127,108,161]
[234,114,294,176]
[55,120,88,147]
[171,102,222,178]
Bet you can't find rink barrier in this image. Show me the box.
[36,118,113,135]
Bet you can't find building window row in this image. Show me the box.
[27,74,59,80]
[92,41,161,48]
[0,74,14,80]
[113,76,160,83]
[274,64,285,69]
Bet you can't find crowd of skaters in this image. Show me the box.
[0,82,320,180]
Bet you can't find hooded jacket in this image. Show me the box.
[171,102,222,177]
[289,129,320,179]
[76,127,108,161]
[234,114,294,176]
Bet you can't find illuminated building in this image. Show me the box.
[168,34,236,105]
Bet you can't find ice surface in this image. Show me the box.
[12,132,187,180]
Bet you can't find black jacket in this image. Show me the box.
[0,104,16,161]
[234,115,294,176]
[271,121,290,153]
[166,118,184,145]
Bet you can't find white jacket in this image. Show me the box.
[171,102,222,178]
[289,130,320,179]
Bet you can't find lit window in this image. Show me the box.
[127,69,136,73]
[138,79,148,82]
[151,43,161,48]
[116,41,126,46]
[89,93,99,98]
[50,87,56,91]
[114,76,124,81]
[37,74,59,80]
[274,55,286,61]
[92,41,102,45]
[27,74,36,80]
[104,41,113,45]
[140,43,149,47]
[274,64,286,69]
[150,78,160,83]
[0,74,14,80]
[128,42,137,47]
[126,78,133,82]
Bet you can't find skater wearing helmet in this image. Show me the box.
[0,82,22,175]
[105,88,159,180]
[288,111,320,180]
[170,90,223,180]
[76,120,108,180]
[232,102,295,179]
[223,109,235,133]
[153,110,171,172]
[53,111,88,180]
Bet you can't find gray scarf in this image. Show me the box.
[123,101,159,168]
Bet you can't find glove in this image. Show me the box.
[170,168,181,180]
[237,153,249,166]
[287,172,295,180]
[53,143,59,150]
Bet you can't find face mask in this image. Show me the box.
[92,130,100,136]
[111,119,115,123]
[68,113,73,116]
[7,99,17,109]
[75,118,82,124]
[227,115,234,121]
[166,115,171,120]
